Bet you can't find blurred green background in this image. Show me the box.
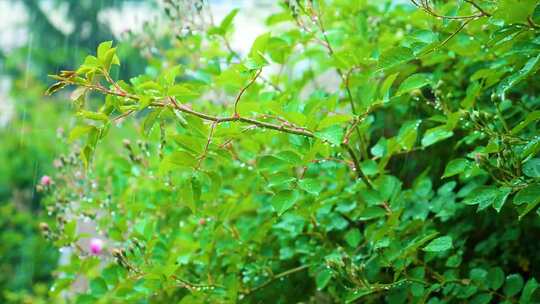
[0,1,147,302]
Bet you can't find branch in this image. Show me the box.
[169,97,316,137]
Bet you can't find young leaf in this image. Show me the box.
[396,73,431,96]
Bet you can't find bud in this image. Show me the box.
[112,248,123,258]
[53,159,63,168]
[89,238,104,255]
[39,222,49,232]
[474,153,483,164]
[40,175,52,187]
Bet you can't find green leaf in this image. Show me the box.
[423,236,453,252]
[346,288,377,302]
[258,155,290,173]
[316,269,333,290]
[64,220,77,243]
[70,87,87,101]
[421,126,453,147]
[513,184,540,205]
[357,206,386,221]
[69,125,97,142]
[168,84,200,100]
[379,73,399,102]
[443,158,470,178]
[523,158,540,178]
[359,189,384,206]
[494,0,538,23]
[77,110,109,122]
[463,186,501,211]
[511,111,540,135]
[90,277,108,296]
[45,82,67,95]
[97,41,113,60]
[160,151,197,172]
[81,145,94,169]
[504,274,524,297]
[470,293,492,304]
[250,32,271,59]
[488,267,505,290]
[493,187,512,213]
[138,96,152,110]
[101,47,118,71]
[271,190,299,216]
[211,8,239,36]
[396,73,431,96]
[520,278,539,304]
[315,125,344,145]
[496,54,540,101]
[298,178,323,195]
[344,228,362,247]
[517,184,540,220]
[397,120,421,150]
[142,109,162,137]
[378,46,414,70]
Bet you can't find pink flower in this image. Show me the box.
[89,238,104,255]
[199,218,207,225]
[40,175,52,186]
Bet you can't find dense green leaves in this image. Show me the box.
[37,0,540,303]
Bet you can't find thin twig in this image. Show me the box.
[422,18,474,55]
[463,0,492,17]
[244,264,310,295]
[233,69,262,117]
[410,0,484,20]
[343,143,374,189]
[197,121,218,168]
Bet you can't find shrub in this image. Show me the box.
[44,1,540,303]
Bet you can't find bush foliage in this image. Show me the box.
[44,0,540,303]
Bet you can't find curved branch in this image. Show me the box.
[233,69,262,117]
